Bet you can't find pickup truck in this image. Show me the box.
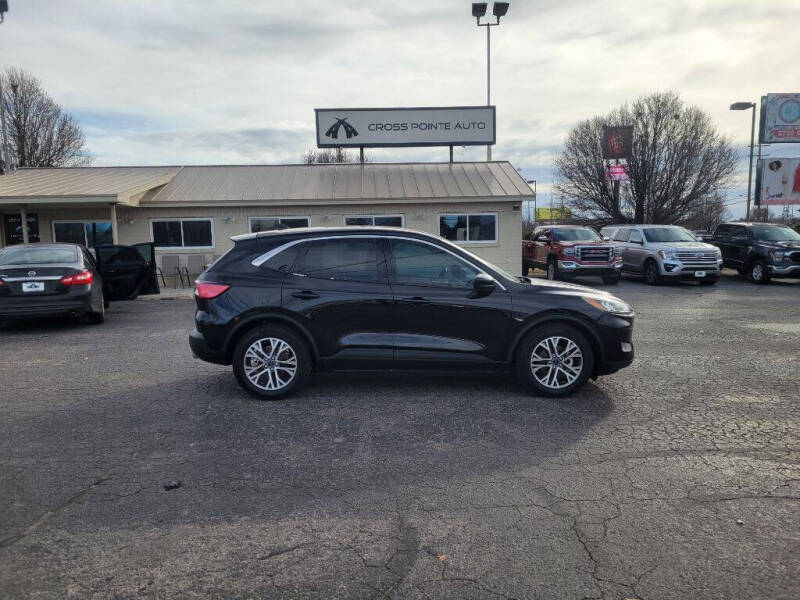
[711,222,800,283]
[522,225,622,284]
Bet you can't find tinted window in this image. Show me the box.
[614,228,630,242]
[391,240,479,289]
[152,221,183,247]
[439,214,497,242]
[713,224,731,239]
[183,220,213,247]
[643,227,695,243]
[750,226,800,242]
[0,246,78,265]
[374,216,403,227]
[250,217,309,232]
[553,228,601,242]
[97,247,142,265]
[53,222,86,245]
[295,239,378,282]
[629,229,643,243]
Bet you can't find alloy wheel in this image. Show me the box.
[646,262,658,284]
[529,336,584,390]
[752,263,763,282]
[243,337,298,391]
[547,263,555,280]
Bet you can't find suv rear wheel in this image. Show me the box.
[232,325,311,399]
[516,324,594,397]
[748,259,771,284]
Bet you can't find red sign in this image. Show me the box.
[605,164,628,181]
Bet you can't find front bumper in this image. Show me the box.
[594,312,634,376]
[659,258,722,279]
[768,263,800,278]
[558,260,623,276]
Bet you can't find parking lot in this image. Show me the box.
[0,272,798,599]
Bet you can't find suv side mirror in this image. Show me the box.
[470,273,496,298]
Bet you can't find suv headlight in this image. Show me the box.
[658,250,676,259]
[772,250,786,261]
[614,246,623,257]
[582,296,633,314]
[563,247,575,256]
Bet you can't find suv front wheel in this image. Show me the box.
[516,324,594,397]
[232,325,311,399]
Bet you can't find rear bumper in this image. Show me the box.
[189,329,229,365]
[0,295,92,319]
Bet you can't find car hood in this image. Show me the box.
[645,241,718,251]
[526,276,619,300]
[758,241,800,251]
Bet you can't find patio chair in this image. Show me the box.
[186,254,207,285]
[160,254,184,288]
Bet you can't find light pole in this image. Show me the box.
[730,101,756,221]
[472,2,509,162]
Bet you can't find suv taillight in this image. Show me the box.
[195,282,230,299]
[60,270,94,286]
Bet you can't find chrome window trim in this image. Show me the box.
[250,234,507,291]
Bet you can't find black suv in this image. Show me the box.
[189,227,635,399]
[712,222,800,283]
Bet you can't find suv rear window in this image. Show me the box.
[0,246,78,265]
[294,239,379,282]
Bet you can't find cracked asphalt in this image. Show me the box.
[1,271,798,599]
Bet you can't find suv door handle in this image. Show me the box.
[400,296,430,305]
[291,290,319,300]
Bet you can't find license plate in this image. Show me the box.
[694,271,706,278]
[22,281,45,293]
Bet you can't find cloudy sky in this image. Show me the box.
[2,0,800,217]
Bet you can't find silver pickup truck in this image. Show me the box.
[610,224,723,285]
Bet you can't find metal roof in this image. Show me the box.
[0,162,533,207]
[141,161,533,206]
[0,166,181,205]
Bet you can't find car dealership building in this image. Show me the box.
[0,161,533,275]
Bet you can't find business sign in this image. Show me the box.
[315,106,495,148]
[604,163,629,181]
[536,207,572,221]
[760,93,800,143]
[758,158,800,206]
[602,126,633,160]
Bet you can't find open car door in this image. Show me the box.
[94,243,159,301]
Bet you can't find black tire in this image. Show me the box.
[602,274,620,285]
[522,261,530,277]
[87,305,105,325]
[748,259,771,284]
[546,258,560,281]
[644,259,661,285]
[737,267,748,278]
[515,324,594,398]
[699,276,718,286]
[232,325,311,400]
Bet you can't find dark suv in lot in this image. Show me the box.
[190,227,635,399]
[712,222,800,283]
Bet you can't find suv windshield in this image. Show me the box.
[0,246,78,265]
[553,228,601,242]
[643,227,696,243]
[751,226,800,242]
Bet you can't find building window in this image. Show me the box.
[344,215,404,227]
[439,213,497,242]
[53,221,113,248]
[151,218,214,249]
[2,213,40,245]
[250,216,310,233]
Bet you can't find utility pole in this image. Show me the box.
[472,3,509,162]
[0,74,10,174]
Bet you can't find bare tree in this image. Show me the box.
[554,92,736,225]
[302,147,365,164]
[680,192,728,232]
[0,68,91,170]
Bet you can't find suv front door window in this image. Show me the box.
[387,239,512,365]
